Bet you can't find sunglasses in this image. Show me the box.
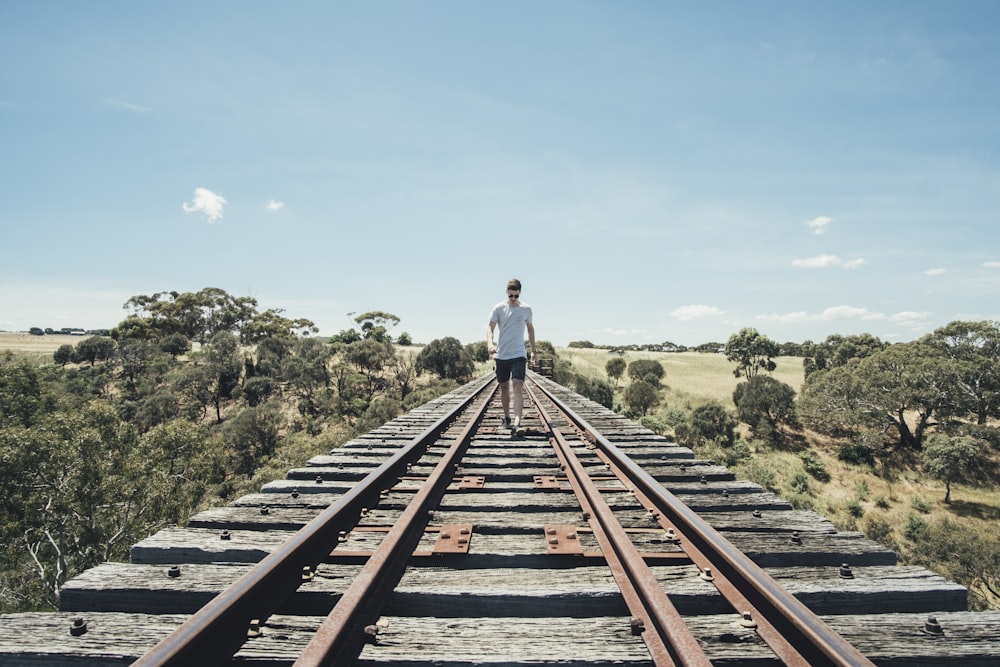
[507,293,520,298]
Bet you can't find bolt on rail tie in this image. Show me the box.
[526,381,712,667]
[132,375,496,667]
[528,374,875,667]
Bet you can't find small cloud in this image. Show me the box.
[792,254,864,269]
[891,311,932,328]
[820,305,884,321]
[105,97,152,113]
[0,100,13,110]
[671,305,724,321]
[265,199,285,212]
[759,305,884,323]
[183,187,227,223]
[982,261,1000,269]
[924,268,946,276]
[805,215,833,235]
[757,311,810,323]
[604,328,651,337]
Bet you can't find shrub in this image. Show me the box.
[845,498,865,518]
[838,439,876,466]
[910,496,932,513]
[790,470,812,495]
[903,514,929,540]
[800,451,830,482]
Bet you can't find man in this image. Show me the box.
[487,278,537,434]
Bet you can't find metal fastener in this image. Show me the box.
[167,565,181,578]
[921,616,944,636]
[839,563,854,579]
[70,617,87,636]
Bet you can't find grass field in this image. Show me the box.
[0,332,84,362]
[558,347,805,408]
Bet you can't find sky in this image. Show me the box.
[2,1,999,347]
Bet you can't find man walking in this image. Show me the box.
[487,278,537,434]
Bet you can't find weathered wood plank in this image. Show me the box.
[5,611,999,665]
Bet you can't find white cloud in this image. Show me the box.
[982,261,1000,269]
[183,187,227,223]
[924,268,946,276]
[792,254,864,269]
[671,305,724,321]
[604,328,651,337]
[265,199,285,212]
[820,305,884,321]
[105,97,151,113]
[759,305,885,323]
[805,215,833,234]
[890,311,933,328]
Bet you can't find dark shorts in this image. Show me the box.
[495,356,527,383]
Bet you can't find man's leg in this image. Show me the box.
[499,380,511,423]
[512,378,524,429]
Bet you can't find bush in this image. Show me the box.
[838,439,876,466]
[903,514,929,540]
[911,496,932,513]
[790,470,812,495]
[845,498,865,518]
[800,451,830,481]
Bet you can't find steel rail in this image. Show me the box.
[132,375,495,667]
[528,374,875,667]
[294,382,496,665]
[526,383,712,667]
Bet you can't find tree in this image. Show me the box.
[627,359,665,385]
[921,321,1000,425]
[803,333,887,376]
[606,357,626,386]
[354,311,400,343]
[733,375,797,429]
[342,338,395,400]
[159,333,191,359]
[687,402,737,448]
[922,433,982,503]
[53,344,74,366]
[396,332,413,346]
[73,336,116,366]
[203,331,243,423]
[724,328,778,380]
[800,341,959,450]
[416,337,475,381]
[624,380,660,416]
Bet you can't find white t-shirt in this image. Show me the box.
[489,301,533,360]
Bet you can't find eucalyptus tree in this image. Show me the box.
[724,328,778,381]
[921,320,1000,425]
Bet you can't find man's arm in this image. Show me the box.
[526,321,537,361]
[487,320,497,356]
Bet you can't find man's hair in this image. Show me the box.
[507,278,522,291]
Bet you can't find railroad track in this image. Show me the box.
[2,373,1000,665]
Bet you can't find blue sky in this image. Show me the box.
[2,1,999,347]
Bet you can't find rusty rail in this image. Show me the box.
[132,375,495,666]
[527,382,712,667]
[527,373,876,667]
